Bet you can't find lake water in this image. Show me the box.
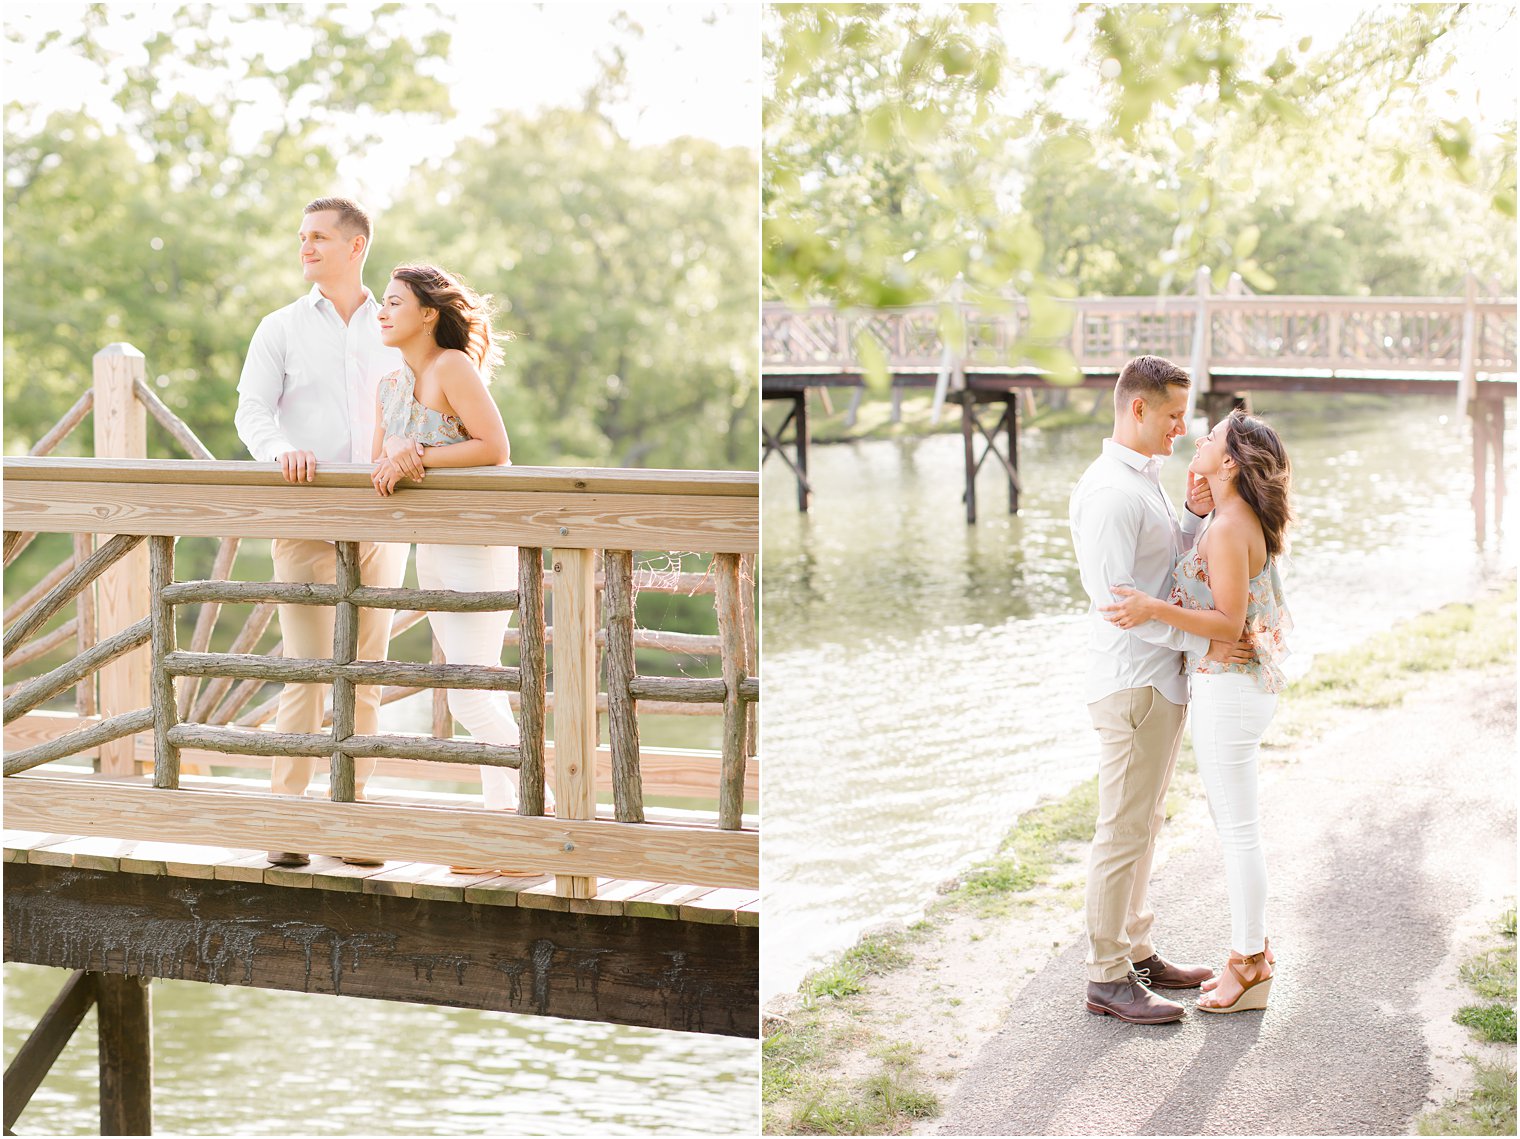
[761,393,1515,1002]
[3,964,757,1135]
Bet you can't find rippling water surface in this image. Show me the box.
[762,394,1514,1001]
[3,964,758,1135]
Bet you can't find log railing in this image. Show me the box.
[763,272,1518,408]
[2,457,758,897]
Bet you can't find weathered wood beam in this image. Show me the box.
[190,602,275,724]
[163,652,521,692]
[149,536,180,790]
[3,617,151,726]
[2,555,78,626]
[2,533,146,659]
[627,676,726,703]
[714,554,748,832]
[95,972,152,1135]
[517,549,547,818]
[604,550,644,823]
[159,580,520,613]
[166,724,521,767]
[2,777,757,887]
[176,536,241,719]
[27,389,95,459]
[2,969,98,1134]
[3,617,79,670]
[4,863,757,1037]
[329,541,359,803]
[4,710,154,776]
[134,374,213,460]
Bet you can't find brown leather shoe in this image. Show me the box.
[268,851,309,867]
[340,855,384,867]
[1132,953,1214,989]
[1086,973,1186,1023]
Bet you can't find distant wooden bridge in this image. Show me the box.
[763,274,1516,539]
[2,344,758,1134]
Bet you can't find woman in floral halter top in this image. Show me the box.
[373,262,551,873]
[1100,409,1294,1016]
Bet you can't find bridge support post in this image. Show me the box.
[761,389,812,512]
[956,389,1022,524]
[1471,395,1507,548]
[93,344,151,776]
[552,546,597,899]
[96,973,152,1136]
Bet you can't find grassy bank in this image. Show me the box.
[1418,906,1517,1135]
[761,582,1516,1135]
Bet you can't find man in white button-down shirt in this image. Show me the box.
[236,197,408,866]
[1069,355,1250,1024]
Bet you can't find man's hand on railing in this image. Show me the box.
[277,450,317,483]
[383,434,426,481]
[371,456,405,497]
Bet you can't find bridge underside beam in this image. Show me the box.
[3,862,757,1038]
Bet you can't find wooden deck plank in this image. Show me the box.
[623,882,699,920]
[737,897,760,928]
[117,841,258,880]
[2,830,78,862]
[461,874,548,907]
[213,851,280,882]
[680,888,759,926]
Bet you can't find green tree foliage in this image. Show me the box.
[4,3,758,473]
[380,110,758,470]
[764,3,1079,383]
[766,2,1515,317]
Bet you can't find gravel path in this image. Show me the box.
[938,668,1516,1136]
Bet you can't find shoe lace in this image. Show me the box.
[1129,967,1152,987]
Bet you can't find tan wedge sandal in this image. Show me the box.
[1201,937,1272,993]
[1196,949,1273,1013]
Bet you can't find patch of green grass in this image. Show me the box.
[1286,587,1516,711]
[1420,902,1519,1134]
[946,776,1098,913]
[800,926,918,1003]
[1455,1004,1517,1044]
[1417,1059,1517,1136]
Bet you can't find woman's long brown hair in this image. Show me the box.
[1224,409,1293,558]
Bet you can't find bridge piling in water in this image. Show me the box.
[763,284,1516,531]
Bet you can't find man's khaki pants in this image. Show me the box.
[270,537,409,799]
[1085,685,1188,983]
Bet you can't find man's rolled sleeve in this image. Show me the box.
[235,316,295,462]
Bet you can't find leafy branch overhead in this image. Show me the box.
[764,2,1516,386]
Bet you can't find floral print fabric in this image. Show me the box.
[1171,543,1293,694]
[377,362,470,447]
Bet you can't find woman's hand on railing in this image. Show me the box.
[371,457,405,497]
[383,435,426,481]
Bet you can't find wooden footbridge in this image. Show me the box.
[763,272,1517,540]
[2,344,758,1134]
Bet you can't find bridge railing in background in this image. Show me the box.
[762,273,1519,410]
[3,378,757,898]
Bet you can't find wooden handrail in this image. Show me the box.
[4,458,758,553]
[2,452,758,894]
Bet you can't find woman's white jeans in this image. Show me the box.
[415,542,525,811]
[1190,671,1277,955]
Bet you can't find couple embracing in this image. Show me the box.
[1070,355,1294,1021]
[235,195,542,871]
